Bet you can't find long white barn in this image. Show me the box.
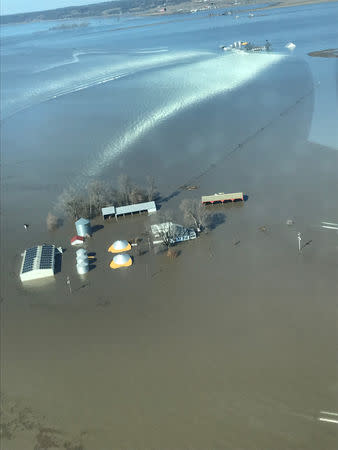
[102,201,156,219]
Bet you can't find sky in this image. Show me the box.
[1,0,112,15]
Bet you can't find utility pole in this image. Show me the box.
[66,276,72,294]
[297,232,302,253]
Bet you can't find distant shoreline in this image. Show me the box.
[308,48,338,57]
[1,0,337,26]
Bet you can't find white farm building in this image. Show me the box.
[20,244,56,282]
[102,201,157,219]
[151,222,196,245]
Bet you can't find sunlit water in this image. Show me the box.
[1,2,337,156]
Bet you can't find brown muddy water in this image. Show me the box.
[1,62,338,449]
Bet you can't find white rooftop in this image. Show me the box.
[116,201,156,216]
[20,244,55,282]
[102,206,116,216]
[151,222,184,237]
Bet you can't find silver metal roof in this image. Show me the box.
[75,217,90,225]
[115,201,156,216]
[101,206,116,216]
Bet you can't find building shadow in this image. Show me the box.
[207,212,226,230]
[92,224,104,234]
[54,253,62,274]
[301,240,312,250]
[159,190,181,204]
[75,283,89,292]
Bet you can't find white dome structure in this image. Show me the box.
[114,253,130,264]
[108,240,131,253]
[110,253,132,269]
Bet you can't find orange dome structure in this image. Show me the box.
[110,253,132,269]
[108,240,131,253]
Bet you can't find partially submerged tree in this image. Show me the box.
[146,175,157,201]
[46,212,62,231]
[151,210,178,249]
[57,174,160,222]
[58,188,89,220]
[118,174,132,205]
[129,186,147,205]
[104,185,120,206]
[167,248,179,259]
[179,198,209,231]
[87,180,110,218]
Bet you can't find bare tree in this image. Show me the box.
[179,198,208,231]
[146,176,157,201]
[46,212,62,231]
[104,185,119,206]
[152,210,178,249]
[87,180,110,218]
[59,188,89,220]
[136,239,148,256]
[129,186,147,204]
[167,248,179,259]
[118,174,132,205]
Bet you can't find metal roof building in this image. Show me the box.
[71,235,84,246]
[115,201,156,218]
[75,218,91,237]
[20,244,55,282]
[102,202,156,219]
[151,222,196,245]
[101,206,116,220]
[201,192,244,204]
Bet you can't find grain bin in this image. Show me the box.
[76,248,88,266]
[77,261,89,274]
[77,254,88,264]
[75,218,91,237]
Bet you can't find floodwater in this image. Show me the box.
[1,2,338,449]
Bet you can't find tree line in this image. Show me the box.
[55,175,157,222]
[1,0,185,24]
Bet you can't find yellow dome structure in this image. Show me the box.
[110,253,132,269]
[108,239,131,253]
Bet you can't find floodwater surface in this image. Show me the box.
[1,2,338,449]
